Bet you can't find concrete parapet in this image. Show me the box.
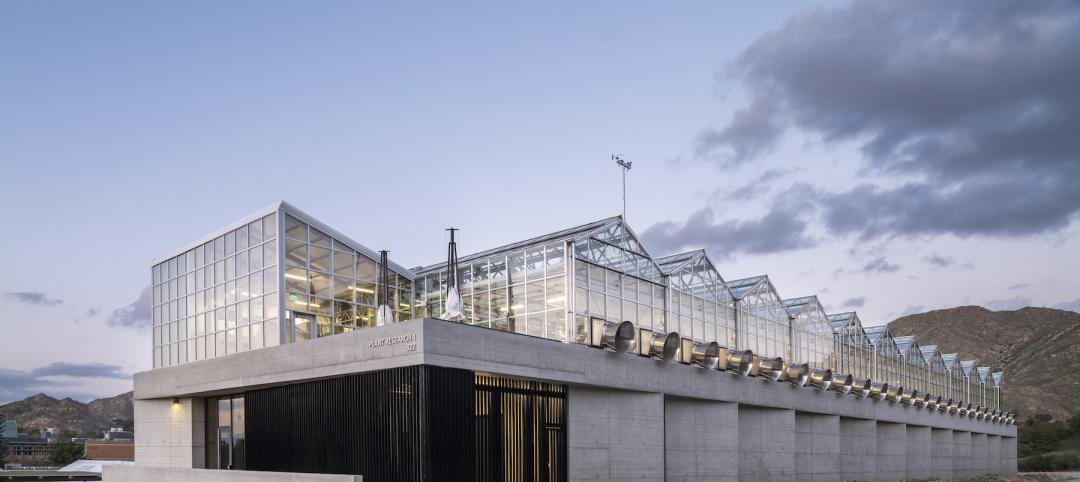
[875,421,906,481]
[794,412,839,482]
[930,427,954,479]
[904,425,932,480]
[953,430,972,479]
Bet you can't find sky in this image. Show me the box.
[1,0,1078,403]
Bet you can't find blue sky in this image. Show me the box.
[2,0,1078,402]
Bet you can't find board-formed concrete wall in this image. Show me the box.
[664,398,739,481]
[104,465,361,482]
[794,412,840,482]
[568,386,665,481]
[128,318,1018,481]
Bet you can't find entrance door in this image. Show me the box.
[293,312,315,341]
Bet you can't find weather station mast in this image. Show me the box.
[614,154,632,221]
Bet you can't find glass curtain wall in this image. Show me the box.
[829,312,873,380]
[977,367,991,408]
[992,372,1003,410]
[867,326,901,386]
[657,251,736,347]
[729,276,791,360]
[151,212,279,368]
[942,354,962,401]
[961,361,977,404]
[784,296,835,370]
[281,212,412,342]
[923,346,947,398]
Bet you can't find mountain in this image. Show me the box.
[888,306,1080,421]
[0,391,133,436]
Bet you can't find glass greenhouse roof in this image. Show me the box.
[726,275,768,299]
[920,345,939,363]
[961,360,977,377]
[783,296,819,318]
[941,353,959,370]
[978,366,991,381]
[992,372,1003,386]
[656,250,704,274]
[827,312,857,333]
[893,335,916,354]
[864,325,888,343]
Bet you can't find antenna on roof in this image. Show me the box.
[613,154,632,221]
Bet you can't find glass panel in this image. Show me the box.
[263,240,277,267]
[285,240,307,267]
[525,248,545,280]
[284,214,306,240]
[248,220,263,245]
[236,226,249,251]
[545,244,565,276]
[356,255,376,282]
[333,251,355,277]
[263,214,277,239]
[316,315,332,337]
[309,228,331,248]
[310,271,331,298]
[294,313,312,341]
[310,246,331,273]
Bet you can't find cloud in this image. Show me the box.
[861,257,900,274]
[720,168,799,202]
[106,287,152,330]
[1008,283,1031,291]
[1051,298,1080,313]
[640,189,818,259]
[0,362,131,404]
[841,296,866,308]
[697,0,1080,240]
[924,254,955,268]
[983,296,1033,311]
[4,291,63,306]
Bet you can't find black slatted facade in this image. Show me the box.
[232,365,563,482]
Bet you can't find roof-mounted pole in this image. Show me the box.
[376,250,393,326]
[613,154,632,221]
[440,227,465,322]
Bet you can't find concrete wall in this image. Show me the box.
[988,435,1002,474]
[794,412,839,482]
[134,397,204,468]
[104,465,361,482]
[930,428,954,479]
[839,418,876,481]
[130,318,1018,480]
[664,398,738,482]
[567,386,664,481]
[904,425,931,479]
[875,421,906,481]
[738,406,795,482]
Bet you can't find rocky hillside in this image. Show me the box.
[0,391,133,436]
[888,306,1080,421]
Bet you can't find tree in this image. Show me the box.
[48,440,84,466]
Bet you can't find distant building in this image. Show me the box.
[85,440,134,461]
[102,428,132,441]
[1,419,16,438]
[4,435,53,466]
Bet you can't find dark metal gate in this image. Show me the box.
[475,374,567,482]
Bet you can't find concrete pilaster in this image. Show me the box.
[930,428,953,479]
[839,418,876,481]
[875,421,906,481]
[664,398,738,482]
[794,412,839,482]
[952,430,972,479]
[904,425,932,480]
[567,386,664,481]
[133,397,205,468]
[738,405,796,482]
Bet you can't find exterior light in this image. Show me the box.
[172,397,180,405]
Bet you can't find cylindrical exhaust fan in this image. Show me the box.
[900,389,918,406]
[648,331,681,362]
[758,357,786,381]
[851,378,872,398]
[721,349,754,376]
[869,381,889,401]
[829,373,853,395]
[806,368,833,390]
[885,385,904,403]
[599,320,636,353]
[690,341,721,369]
[786,363,810,386]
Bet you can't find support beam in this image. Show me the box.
[904,425,932,480]
[839,418,876,481]
[664,398,739,482]
[568,387,665,481]
[875,421,906,481]
[930,428,953,480]
[794,412,840,481]
[738,405,796,481]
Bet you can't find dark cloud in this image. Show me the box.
[721,168,799,201]
[924,254,955,268]
[106,287,152,330]
[698,0,1080,239]
[4,291,63,306]
[861,257,900,274]
[0,362,130,404]
[641,188,817,258]
[841,296,866,308]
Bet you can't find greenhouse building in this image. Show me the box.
[113,201,1016,482]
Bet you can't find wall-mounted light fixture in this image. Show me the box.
[172,397,180,405]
